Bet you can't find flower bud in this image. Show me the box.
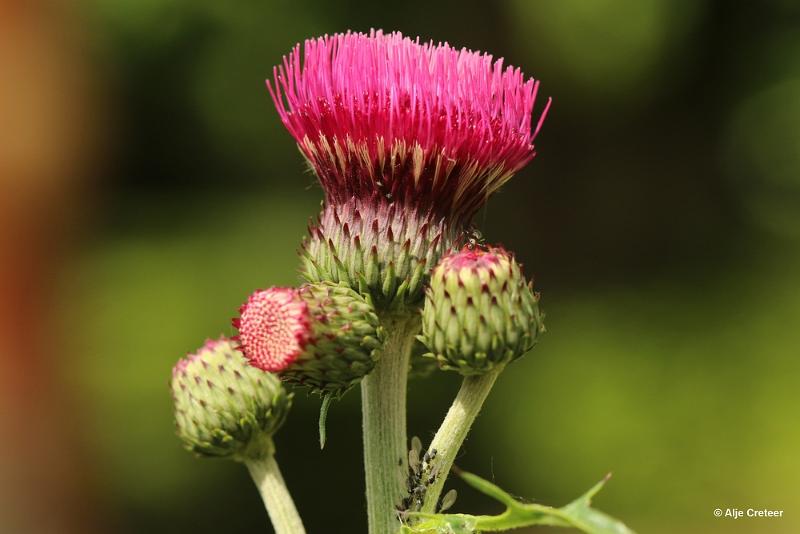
[420,246,544,375]
[234,282,383,396]
[170,337,291,459]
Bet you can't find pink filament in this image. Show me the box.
[267,30,550,221]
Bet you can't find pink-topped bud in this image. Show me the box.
[268,30,550,310]
[234,282,383,396]
[420,245,545,375]
[233,287,312,372]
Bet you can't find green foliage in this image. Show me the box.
[401,470,634,534]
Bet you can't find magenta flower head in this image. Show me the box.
[233,282,383,397]
[268,30,550,310]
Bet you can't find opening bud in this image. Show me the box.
[234,282,383,397]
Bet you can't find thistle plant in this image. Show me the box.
[268,31,549,311]
[169,30,634,534]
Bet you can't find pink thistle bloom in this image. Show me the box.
[233,288,312,372]
[268,29,550,224]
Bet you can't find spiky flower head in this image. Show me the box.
[268,30,550,310]
[170,337,291,459]
[420,246,545,375]
[234,282,383,396]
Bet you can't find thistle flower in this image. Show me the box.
[268,30,550,309]
[420,246,544,375]
[233,283,383,397]
[170,337,292,459]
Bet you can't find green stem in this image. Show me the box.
[362,315,418,534]
[420,366,504,513]
[244,442,306,534]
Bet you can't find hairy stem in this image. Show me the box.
[362,314,418,534]
[244,441,306,534]
[420,366,504,513]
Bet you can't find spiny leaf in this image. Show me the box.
[400,470,635,534]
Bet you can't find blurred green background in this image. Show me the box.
[2,0,799,533]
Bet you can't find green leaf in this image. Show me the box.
[318,394,333,449]
[400,470,635,534]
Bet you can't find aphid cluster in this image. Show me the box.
[397,436,456,516]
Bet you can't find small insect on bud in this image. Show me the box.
[234,282,384,397]
[170,337,292,459]
[420,246,545,375]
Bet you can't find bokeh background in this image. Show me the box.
[2,0,799,533]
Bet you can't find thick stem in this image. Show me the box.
[420,366,504,513]
[362,315,418,534]
[244,442,306,534]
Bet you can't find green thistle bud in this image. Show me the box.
[420,246,545,375]
[234,282,383,397]
[170,337,291,459]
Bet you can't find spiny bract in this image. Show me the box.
[171,337,292,459]
[300,195,457,310]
